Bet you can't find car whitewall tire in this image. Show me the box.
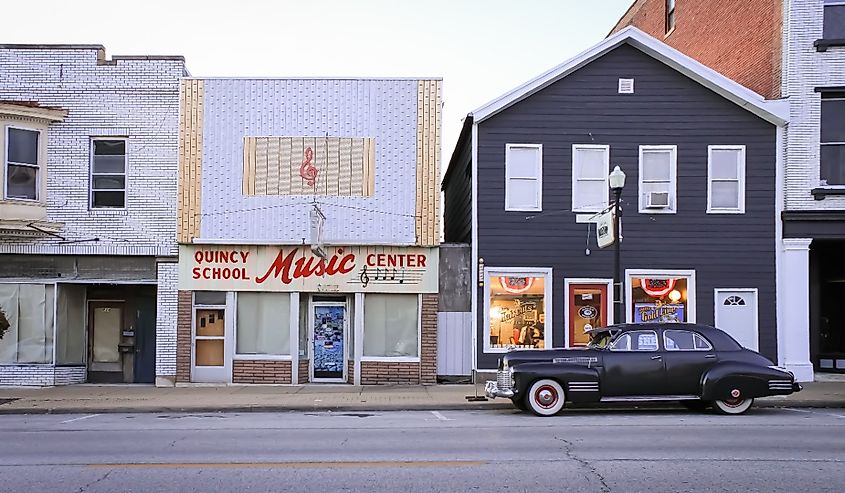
[713,397,754,415]
[527,379,565,416]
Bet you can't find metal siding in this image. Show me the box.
[437,311,472,376]
[198,79,421,244]
[473,44,778,369]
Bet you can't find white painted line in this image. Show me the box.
[61,414,101,424]
[431,411,453,421]
[783,408,845,418]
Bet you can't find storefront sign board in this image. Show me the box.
[633,303,685,323]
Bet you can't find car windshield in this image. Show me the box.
[586,330,614,349]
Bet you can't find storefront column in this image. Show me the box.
[781,238,814,382]
[290,293,300,385]
[353,293,364,385]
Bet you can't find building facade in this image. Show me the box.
[0,45,185,386]
[442,28,787,372]
[174,77,441,385]
[612,0,845,379]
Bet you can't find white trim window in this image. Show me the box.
[484,267,553,353]
[362,293,420,360]
[638,145,677,213]
[707,145,746,213]
[820,93,845,186]
[90,138,127,209]
[625,269,696,324]
[505,144,542,211]
[823,0,845,40]
[572,144,609,213]
[4,126,41,201]
[235,292,291,358]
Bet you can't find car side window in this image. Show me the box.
[664,330,713,351]
[609,331,658,351]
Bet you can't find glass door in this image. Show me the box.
[192,292,232,383]
[567,282,610,347]
[310,302,347,382]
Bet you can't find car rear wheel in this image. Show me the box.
[526,379,565,416]
[713,397,754,415]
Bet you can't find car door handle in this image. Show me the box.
[705,354,716,359]
[651,355,662,360]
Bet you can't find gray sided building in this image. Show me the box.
[442,28,789,372]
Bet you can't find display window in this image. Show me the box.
[626,270,696,323]
[485,269,552,352]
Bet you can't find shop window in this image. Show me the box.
[90,139,127,208]
[707,146,745,213]
[363,294,419,358]
[0,283,55,364]
[638,146,677,213]
[628,272,695,324]
[5,127,40,201]
[236,292,290,356]
[820,94,845,186]
[572,144,609,213]
[823,1,845,40]
[56,284,86,365]
[486,270,551,352]
[505,144,542,212]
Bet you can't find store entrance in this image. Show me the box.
[310,300,348,382]
[811,241,845,373]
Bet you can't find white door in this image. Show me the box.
[714,289,758,351]
[192,303,233,382]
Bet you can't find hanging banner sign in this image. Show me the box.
[178,245,438,293]
[596,209,616,248]
[634,303,685,323]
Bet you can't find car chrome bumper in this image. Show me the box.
[485,380,514,399]
[793,382,803,393]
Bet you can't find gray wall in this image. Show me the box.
[473,44,777,369]
[438,243,471,312]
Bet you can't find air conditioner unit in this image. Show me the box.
[646,191,670,208]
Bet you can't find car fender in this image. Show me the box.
[512,362,601,403]
[701,362,793,401]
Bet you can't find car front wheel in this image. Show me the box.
[713,397,754,415]
[526,379,565,416]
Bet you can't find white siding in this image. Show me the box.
[783,0,845,210]
[198,78,420,245]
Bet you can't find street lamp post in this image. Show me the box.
[609,166,626,325]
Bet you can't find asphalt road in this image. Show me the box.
[1,407,844,493]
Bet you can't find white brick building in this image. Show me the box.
[0,45,185,386]
[778,0,845,380]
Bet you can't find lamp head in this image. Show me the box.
[609,165,626,190]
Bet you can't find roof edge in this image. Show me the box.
[0,43,105,50]
[441,114,474,191]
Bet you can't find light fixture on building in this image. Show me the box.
[478,257,485,287]
[668,289,682,303]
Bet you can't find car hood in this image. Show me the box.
[501,348,601,369]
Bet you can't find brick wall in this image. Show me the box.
[233,360,292,384]
[298,359,309,384]
[176,290,192,383]
[610,0,782,98]
[155,261,178,386]
[0,365,85,386]
[420,294,438,384]
[360,361,421,385]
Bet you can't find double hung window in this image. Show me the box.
[91,139,127,208]
[638,146,677,213]
[821,94,845,186]
[5,127,40,201]
[505,144,542,211]
[707,146,745,213]
[572,144,609,213]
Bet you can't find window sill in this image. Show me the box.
[233,354,292,361]
[815,39,845,52]
[88,208,128,216]
[706,209,746,214]
[811,187,845,200]
[361,356,420,362]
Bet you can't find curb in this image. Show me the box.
[0,400,843,415]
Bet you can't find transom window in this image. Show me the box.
[5,127,40,201]
[821,93,845,186]
[664,330,713,351]
[505,144,542,212]
[572,144,609,213]
[638,146,677,213]
[823,1,845,40]
[91,139,127,208]
[707,145,746,213]
[609,330,658,351]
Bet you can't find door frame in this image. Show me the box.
[308,300,349,383]
[564,278,613,348]
[190,293,234,383]
[713,288,759,351]
[87,300,126,374]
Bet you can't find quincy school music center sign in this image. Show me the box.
[178,245,439,293]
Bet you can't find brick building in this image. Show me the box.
[612,0,845,378]
[174,77,441,385]
[0,45,186,385]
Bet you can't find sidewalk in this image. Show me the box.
[1,381,844,415]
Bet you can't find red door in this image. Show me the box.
[568,283,609,347]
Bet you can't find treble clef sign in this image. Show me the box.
[360,265,370,288]
[300,146,318,187]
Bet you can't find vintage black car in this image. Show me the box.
[485,323,802,416]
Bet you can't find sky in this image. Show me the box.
[4,0,634,161]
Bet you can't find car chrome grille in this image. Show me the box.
[769,379,793,391]
[567,381,599,392]
[497,370,513,391]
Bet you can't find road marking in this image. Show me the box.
[60,414,101,424]
[782,408,845,418]
[431,411,453,421]
[87,460,485,470]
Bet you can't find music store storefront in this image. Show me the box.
[178,244,439,385]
